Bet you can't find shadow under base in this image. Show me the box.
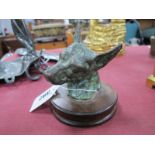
[50,83,117,127]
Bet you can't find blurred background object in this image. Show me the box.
[147,67,155,89]
[150,36,155,57]
[1,19,155,58]
[138,19,155,45]
[84,19,126,55]
[125,19,143,45]
[0,19,73,57]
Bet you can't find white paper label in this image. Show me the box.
[29,85,59,112]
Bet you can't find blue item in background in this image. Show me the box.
[125,22,139,43]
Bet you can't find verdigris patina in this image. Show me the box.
[43,22,122,100]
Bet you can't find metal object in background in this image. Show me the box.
[0,54,38,83]
[15,48,28,56]
[0,19,40,84]
[0,19,60,84]
[15,48,59,62]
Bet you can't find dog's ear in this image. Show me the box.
[94,44,122,70]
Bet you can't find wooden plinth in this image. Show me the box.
[50,83,118,127]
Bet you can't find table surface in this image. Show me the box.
[0,46,155,135]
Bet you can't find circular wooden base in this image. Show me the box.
[50,83,118,127]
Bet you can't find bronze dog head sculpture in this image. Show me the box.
[43,22,122,100]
